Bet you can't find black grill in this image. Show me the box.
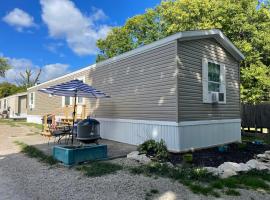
[76,118,101,144]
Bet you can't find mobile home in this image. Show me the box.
[27,29,244,152]
[0,92,27,119]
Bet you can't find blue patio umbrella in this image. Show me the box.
[38,79,110,144]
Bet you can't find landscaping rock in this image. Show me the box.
[256,153,270,162]
[239,163,250,172]
[165,162,174,168]
[219,169,237,179]
[218,162,242,172]
[203,167,219,176]
[127,151,139,159]
[127,151,151,164]
[265,150,270,155]
[246,159,268,170]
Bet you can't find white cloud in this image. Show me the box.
[2,8,36,31]
[0,56,69,84]
[90,7,107,21]
[40,0,111,56]
[39,63,69,82]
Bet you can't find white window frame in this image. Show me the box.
[29,92,35,109]
[202,58,226,104]
[4,99,7,109]
[75,76,86,105]
[62,96,73,107]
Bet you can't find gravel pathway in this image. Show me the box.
[1,122,270,200]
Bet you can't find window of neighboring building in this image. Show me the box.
[76,76,85,104]
[62,96,72,107]
[65,96,70,106]
[202,58,226,103]
[4,99,7,109]
[29,92,35,109]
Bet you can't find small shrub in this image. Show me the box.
[237,142,247,150]
[183,153,193,163]
[138,139,168,161]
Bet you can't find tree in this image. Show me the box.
[17,68,42,88]
[0,82,26,98]
[0,57,11,78]
[96,0,270,104]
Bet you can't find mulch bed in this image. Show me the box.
[169,142,270,168]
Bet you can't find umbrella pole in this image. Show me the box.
[71,92,77,145]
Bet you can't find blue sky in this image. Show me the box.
[0,0,160,83]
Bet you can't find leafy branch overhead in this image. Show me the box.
[96,0,270,104]
[0,57,11,78]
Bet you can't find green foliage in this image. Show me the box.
[76,162,123,177]
[138,139,168,161]
[183,153,193,163]
[14,141,58,165]
[129,162,270,196]
[0,82,26,98]
[0,57,11,78]
[241,63,270,103]
[0,119,42,130]
[96,0,270,103]
[225,189,241,196]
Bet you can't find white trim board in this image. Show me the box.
[28,29,244,90]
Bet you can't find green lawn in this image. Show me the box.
[14,141,57,165]
[129,162,270,197]
[0,119,42,130]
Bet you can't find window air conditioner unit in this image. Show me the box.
[211,92,225,103]
[211,92,219,103]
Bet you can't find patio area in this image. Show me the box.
[37,138,137,160]
[0,119,136,160]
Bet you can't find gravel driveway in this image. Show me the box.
[1,122,270,200]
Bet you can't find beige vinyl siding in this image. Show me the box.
[27,69,91,116]
[28,42,178,121]
[177,38,240,121]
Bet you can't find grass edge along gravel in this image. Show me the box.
[129,162,270,197]
[14,141,58,165]
[13,141,270,197]
[0,119,42,130]
[14,141,124,176]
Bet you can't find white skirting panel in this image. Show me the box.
[95,118,181,152]
[96,118,241,152]
[179,119,241,152]
[26,115,241,152]
[27,115,67,124]
[27,115,43,124]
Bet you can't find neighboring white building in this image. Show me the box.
[0,92,27,119]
